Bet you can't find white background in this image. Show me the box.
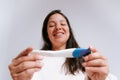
[0,0,120,79]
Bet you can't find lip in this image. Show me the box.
[53,32,64,36]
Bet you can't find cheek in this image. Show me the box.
[65,27,70,37]
[47,29,53,38]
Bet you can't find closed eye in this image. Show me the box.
[61,24,66,26]
[49,25,55,27]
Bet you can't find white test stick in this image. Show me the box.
[29,48,91,58]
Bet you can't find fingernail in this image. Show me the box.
[85,67,89,70]
[82,62,87,67]
[83,56,88,61]
[89,45,93,49]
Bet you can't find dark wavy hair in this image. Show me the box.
[41,10,85,75]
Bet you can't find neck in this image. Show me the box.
[52,44,66,50]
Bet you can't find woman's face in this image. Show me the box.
[47,13,70,48]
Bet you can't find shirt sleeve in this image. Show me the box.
[84,73,118,80]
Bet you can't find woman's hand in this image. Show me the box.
[82,46,109,80]
[8,47,44,80]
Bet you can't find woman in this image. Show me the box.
[9,10,117,80]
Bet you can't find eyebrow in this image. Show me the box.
[48,20,66,24]
[48,21,55,24]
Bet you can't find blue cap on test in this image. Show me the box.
[72,48,91,58]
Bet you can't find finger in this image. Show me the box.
[82,59,108,67]
[12,68,40,79]
[8,63,14,73]
[85,66,109,74]
[13,61,43,73]
[14,47,33,60]
[83,52,106,62]
[12,54,44,66]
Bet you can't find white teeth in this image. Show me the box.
[54,32,64,37]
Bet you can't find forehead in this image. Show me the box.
[48,13,66,22]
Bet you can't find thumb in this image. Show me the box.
[15,47,33,59]
[89,46,98,53]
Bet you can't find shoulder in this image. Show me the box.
[106,73,118,80]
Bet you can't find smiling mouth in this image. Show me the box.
[53,32,64,37]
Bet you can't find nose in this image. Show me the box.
[55,24,62,30]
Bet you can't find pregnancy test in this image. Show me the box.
[29,48,91,58]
